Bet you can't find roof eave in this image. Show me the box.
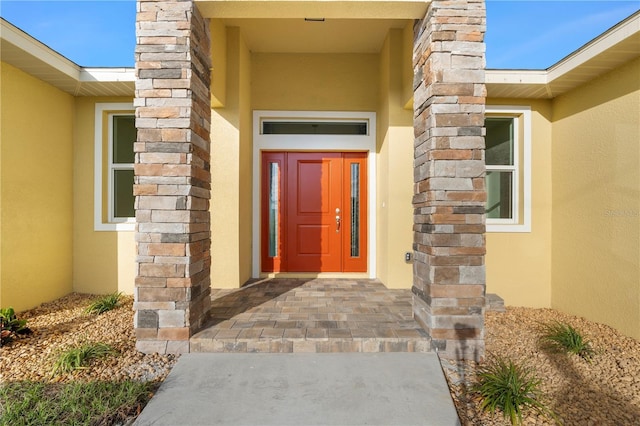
[487,11,640,99]
[1,18,135,97]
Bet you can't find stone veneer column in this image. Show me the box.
[133,0,212,354]
[412,0,487,360]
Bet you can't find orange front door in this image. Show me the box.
[261,152,367,273]
[287,153,342,271]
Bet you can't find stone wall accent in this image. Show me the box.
[134,0,212,354]
[412,0,487,360]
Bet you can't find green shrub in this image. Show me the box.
[52,342,117,375]
[1,307,30,345]
[473,355,558,425]
[86,292,122,315]
[540,321,595,360]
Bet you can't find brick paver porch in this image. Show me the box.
[190,279,431,353]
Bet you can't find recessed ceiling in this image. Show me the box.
[222,18,410,53]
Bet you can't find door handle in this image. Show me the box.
[336,215,341,232]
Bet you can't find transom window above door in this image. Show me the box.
[261,121,369,135]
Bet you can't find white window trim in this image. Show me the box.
[486,118,519,226]
[486,105,532,233]
[94,103,135,231]
[252,110,377,279]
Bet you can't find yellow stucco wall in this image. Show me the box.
[377,29,414,288]
[485,99,553,308]
[210,27,253,288]
[238,33,254,286]
[0,62,74,312]
[73,97,136,296]
[551,57,640,340]
[251,53,379,111]
[210,18,227,107]
[377,39,391,285]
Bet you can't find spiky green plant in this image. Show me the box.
[473,355,559,425]
[52,342,117,375]
[540,321,595,360]
[85,292,122,315]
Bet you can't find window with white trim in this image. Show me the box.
[485,106,531,232]
[109,114,136,221]
[94,103,135,231]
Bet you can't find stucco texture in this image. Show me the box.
[377,28,414,288]
[551,57,640,340]
[73,97,136,296]
[210,26,253,288]
[0,62,74,311]
[485,99,553,308]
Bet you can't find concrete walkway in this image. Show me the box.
[134,353,460,426]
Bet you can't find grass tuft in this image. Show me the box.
[0,380,156,426]
[52,342,117,375]
[540,321,595,360]
[85,292,122,315]
[473,355,559,425]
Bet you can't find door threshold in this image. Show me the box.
[259,272,370,279]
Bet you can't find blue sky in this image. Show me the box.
[1,1,638,69]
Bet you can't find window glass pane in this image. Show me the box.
[268,163,279,257]
[263,121,367,135]
[113,169,135,218]
[350,163,360,257]
[485,118,513,166]
[486,171,513,219]
[113,115,136,164]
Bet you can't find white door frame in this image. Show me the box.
[252,110,377,278]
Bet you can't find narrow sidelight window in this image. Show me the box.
[350,163,360,257]
[268,162,280,257]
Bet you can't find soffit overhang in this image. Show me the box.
[1,18,134,97]
[222,18,410,53]
[195,0,430,19]
[487,11,640,99]
[197,0,427,53]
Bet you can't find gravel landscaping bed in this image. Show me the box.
[2,294,639,425]
[441,307,640,425]
[0,293,176,384]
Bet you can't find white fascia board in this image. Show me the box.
[548,13,640,82]
[1,19,80,80]
[485,70,548,85]
[80,68,136,82]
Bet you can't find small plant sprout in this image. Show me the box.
[86,292,122,315]
[473,355,560,426]
[1,307,30,344]
[52,342,117,375]
[540,321,595,360]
